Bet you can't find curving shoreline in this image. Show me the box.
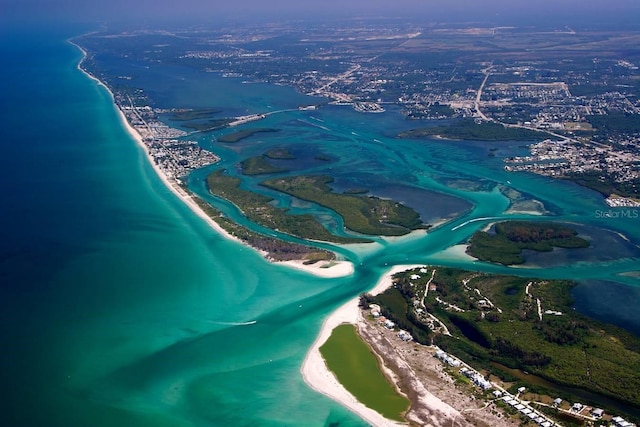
[300,265,453,426]
[70,39,354,279]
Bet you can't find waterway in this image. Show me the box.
[0,25,638,427]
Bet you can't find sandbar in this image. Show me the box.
[276,259,354,278]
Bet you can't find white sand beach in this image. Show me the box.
[300,295,405,427]
[301,265,425,426]
[276,259,354,278]
[301,264,481,426]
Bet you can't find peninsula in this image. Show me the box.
[305,265,640,427]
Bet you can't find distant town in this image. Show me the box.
[77,22,640,202]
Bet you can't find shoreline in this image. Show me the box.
[69,38,354,279]
[300,265,424,426]
[276,259,354,278]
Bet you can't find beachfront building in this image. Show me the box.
[397,330,413,342]
[612,417,638,427]
[434,349,461,367]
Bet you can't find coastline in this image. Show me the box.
[276,259,354,278]
[300,265,424,426]
[70,38,354,279]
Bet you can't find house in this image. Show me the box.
[492,390,502,398]
[541,421,552,427]
[571,402,583,412]
[384,319,395,329]
[517,386,526,394]
[477,299,492,309]
[397,330,413,342]
[447,357,461,367]
[410,274,421,280]
[553,398,562,406]
[591,408,604,418]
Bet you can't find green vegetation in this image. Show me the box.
[240,156,289,175]
[587,113,640,134]
[218,128,279,143]
[320,324,410,421]
[169,108,221,121]
[405,102,455,119]
[206,170,370,244]
[343,188,369,195]
[367,267,640,412]
[264,148,295,159]
[262,175,425,236]
[190,194,334,262]
[467,221,590,265]
[565,171,640,198]
[182,118,233,131]
[360,287,433,345]
[398,118,549,141]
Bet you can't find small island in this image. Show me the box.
[264,148,295,159]
[467,221,590,265]
[217,127,279,143]
[261,175,426,236]
[206,170,371,244]
[169,108,222,121]
[240,156,289,175]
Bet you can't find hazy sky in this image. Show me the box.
[3,0,640,27]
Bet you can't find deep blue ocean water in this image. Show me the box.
[1,25,639,427]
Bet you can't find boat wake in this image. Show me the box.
[451,217,501,231]
[208,320,257,326]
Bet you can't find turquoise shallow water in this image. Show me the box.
[1,25,639,427]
